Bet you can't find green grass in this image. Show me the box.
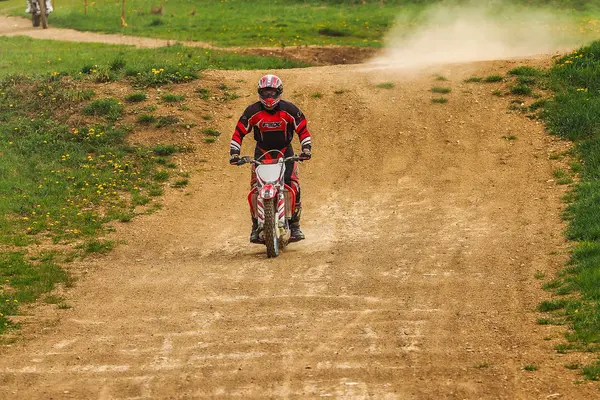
[510,84,533,96]
[136,114,156,124]
[171,179,189,188]
[431,97,448,104]
[485,75,504,83]
[202,128,221,137]
[533,40,600,380]
[509,66,539,77]
[0,37,308,80]
[0,74,193,332]
[431,86,451,94]
[82,98,124,121]
[125,92,148,103]
[156,115,179,128]
[196,88,211,100]
[4,0,598,48]
[162,93,185,103]
[4,0,401,48]
[376,82,394,89]
[523,364,538,371]
[0,251,69,333]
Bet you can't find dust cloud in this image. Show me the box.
[368,2,585,70]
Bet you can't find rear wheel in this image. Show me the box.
[39,1,48,29]
[263,198,279,258]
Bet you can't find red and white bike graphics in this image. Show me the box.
[238,151,302,258]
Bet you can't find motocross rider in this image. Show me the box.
[229,74,312,243]
[25,0,53,14]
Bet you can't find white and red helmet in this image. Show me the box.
[258,74,283,110]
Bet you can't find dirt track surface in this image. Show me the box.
[1,15,599,400]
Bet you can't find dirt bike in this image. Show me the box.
[28,0,51,29]
[236,151,305,258]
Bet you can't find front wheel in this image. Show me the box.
[263,198,279,258]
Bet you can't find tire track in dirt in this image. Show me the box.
[0,39,597,397]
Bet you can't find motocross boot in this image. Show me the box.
[250,217,261,244]
[289,206,305,242]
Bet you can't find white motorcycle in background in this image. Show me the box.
[26,0,53,29]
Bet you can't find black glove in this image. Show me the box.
[229,154,241,165]
[299,148,311,161]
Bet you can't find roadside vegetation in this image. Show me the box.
[0,72,198,334]
[537,41,600,380]
[2,0,599,48]
[0,37,307,80]
[464,39,600,379]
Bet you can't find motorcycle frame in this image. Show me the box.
[246,153,297,241]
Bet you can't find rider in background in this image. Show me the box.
[25,0,53,14]
[229,74,312,243]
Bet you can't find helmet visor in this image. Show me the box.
[259,88,279,100]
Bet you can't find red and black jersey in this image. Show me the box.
[230,100,311,159]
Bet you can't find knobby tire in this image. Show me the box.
[263,198,279,258]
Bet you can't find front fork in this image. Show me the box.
[252,190,288,239]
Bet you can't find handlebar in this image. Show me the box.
[236,154,307,166]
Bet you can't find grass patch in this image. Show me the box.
[523,364,538,371]
[5,0,403,48]
[162,93,185,103]
[0,252,69,333]
[485,75,504,83]
[510,84,533,96]
[376,82,394,89]
[156,115,179,128]
[196,88,211,100]
[431,86,451,94]
[518,76,537,85]
[78,239,115,255]
[318,28,351,37]
[82,98,124,121]
[171,179,189,188]
[431,97,448,104]
[0,74,193,332]
[125,92,147,103]
[202,128,221,137]
[136,114,156,124]
[311,92,323,99]
[509,66,539,76]
[464,77,482,83]
[153,171,169,182]
[219,91,240,102]
[0,37,308,81]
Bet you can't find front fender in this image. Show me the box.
[260,184,277,200]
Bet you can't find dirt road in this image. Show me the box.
[1,14,598,399]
